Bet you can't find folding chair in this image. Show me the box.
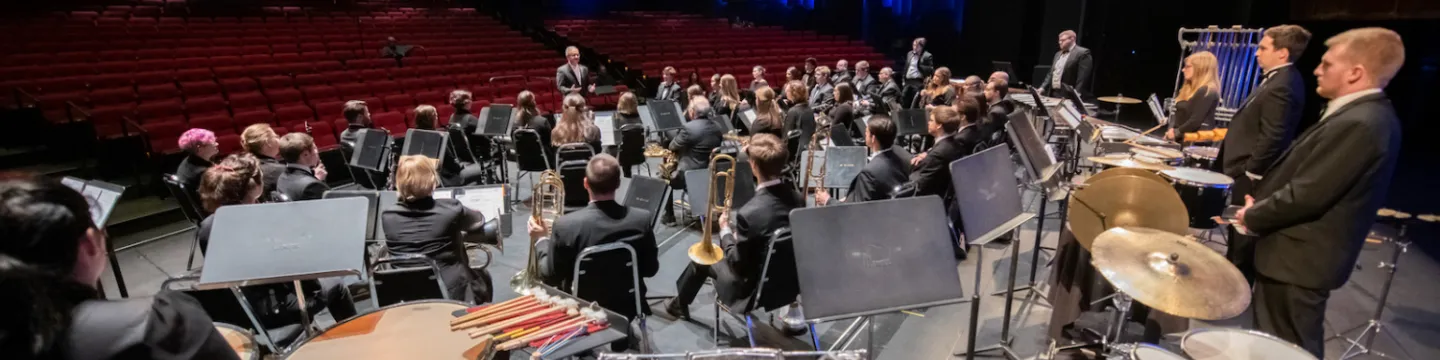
[712,228,813,348]
[573,242,648,352]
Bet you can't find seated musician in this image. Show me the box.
[414,105,484,187]
[982,79,1014,142]
[380,155,494,303]
[0,174,238,359]
[802,57,818,88]
[616,92,644,128]
[683,84,707,110]
[809,66,836,114]
[655,66,683,102]
[241,124,285,198]
[276,133,329,201]
[815,115,913,205]
[750,86,786,139]
[337,100,387,189]
[988,70,1010,85]
[782,81,812,134]
[511,91,554,150]
[661,98,724,225]
[715,74,751,132]
[875,67,902,114]
[197,154,357,327]
[914,67,956,109]
[851,61,877,104]
[175,128,218,200]
[530,154,659,320]
[654,134,803,320]
[908,102,982,259]
[551,94,603,155]
[1167,51,1221,141]
[962,75,985,96]
[750,66,770,92]
[449,90,494,165]
[831,59,853,85]
[829,82,860,139]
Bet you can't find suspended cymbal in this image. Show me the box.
[1084,167,1169,186]
[1088,155,1176,171]
[1091,227,1251,320]
[1098,96,1143,104]
[1419,214,1439,223]
[1068,174,1189,249]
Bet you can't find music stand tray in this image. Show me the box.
[402,128,450,161]
[682,162,755,214]
[350,128,391,172]
[477,104,513,136]
[948,146,1034,246]
[198,197,369,289]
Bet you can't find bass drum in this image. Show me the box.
[1182,327,1318,360]
[214,322,258,360]
[284,300,483,360]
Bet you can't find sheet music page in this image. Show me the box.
[451,187,506,221]
[595,114,616,146]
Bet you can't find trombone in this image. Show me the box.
[512,169,564,293]
[804,113,831,198]
[689,153,735,265]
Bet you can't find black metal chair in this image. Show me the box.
[617,123,649,177]
[572,242,648,352]
[161,174,206,270]
[713,228,809,348]
[367,253,451,308]
[556,142,595,210]
[511,128,552,191]
[161,275,305,354]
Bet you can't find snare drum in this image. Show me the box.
[214,322,258,360]
[1182,327,1318,360]
[1130,343,1188,360]
[1161,168,1234,229]
[1184,146,1220,170]
[285,300,478,360]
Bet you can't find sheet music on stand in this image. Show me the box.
[197,197,370,290]
[1052,99,1083,129]
[81,180,125,227]
[740,109,756,130]
[593,112,617,146]
[61,176,87,192]
[433,184,511,236]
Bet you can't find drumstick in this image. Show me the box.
[498,318,591,351]
[471,312,574,340]
[1122,123,1167,145]
[452,302,547,331]
[468,307,569,338]
[450,295,536,326]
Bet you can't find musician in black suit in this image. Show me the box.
[876,67,902,114]
[1227,28,1405,358]
[831,59,853,85]
[382,155,495,303]
[815,115,913,205]
[782,81,814,137]
[1040,30,1094,98]
[809,66,836,114]
[1219,26,1311,284]
[337,100,388,189]
[982,79,1013,142]
[655,66,683,102]
[851,61,877,101]
[175,128,218,199]
[532,154,659,319]
[901,37,935,109]
[909,101,983,258]
[661,98,724,224]
[276,133,329,201]
[801,58,818,88]
[655,134,802,319]
[1166,51,1222,140]
[555,46,595,96]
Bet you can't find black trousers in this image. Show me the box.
[901,79,924,109]
[1253,275,1328,358]
[1226,175,1257,284]
[673,262,716,308]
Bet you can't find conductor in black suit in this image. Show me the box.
[1040,30,1094,98]
[661,98,724,224]
[533,154,660,320]
[901,37,935,109]
[655,66,683,102]
[556,46,596,96]
[276,133,329,201]
[655,134,803,320]
[1218,25,1311,283]
[1227,28,1405,358]
[815,115,913,205]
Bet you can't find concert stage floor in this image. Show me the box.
[100,160,1440,359]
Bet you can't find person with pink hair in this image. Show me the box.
[175,128,219,197]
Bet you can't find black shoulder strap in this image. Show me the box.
[65,298,153,359]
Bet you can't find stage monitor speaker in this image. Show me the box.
[349,128,391,172]
[402,128,449,161]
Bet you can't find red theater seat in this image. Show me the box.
[233,110,275,128]
[275,104,316,127]
[382,93,414,111]
[186,95,229,118]
[221,78,259,95]
[266,88,305,108]
[143,121,187,154]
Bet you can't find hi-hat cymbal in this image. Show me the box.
[1098,96,1143,104]
[1088,155,1176,171]
[1068,174,1189,249]
[1091,227,1251,320]
[1084,167,1168,186]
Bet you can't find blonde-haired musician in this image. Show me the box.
[1166,51,1222,140]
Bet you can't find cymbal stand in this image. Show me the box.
[1327,214,1421,360]
[1046,291,1136,358]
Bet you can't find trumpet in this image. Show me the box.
[804,113,831,197]
[512,170,564,293]
[690,153,735,265]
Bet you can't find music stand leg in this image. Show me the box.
[106,232,128,298]
[992,193,1052,308]
[957,228,1024,359]
[294,279,316,339]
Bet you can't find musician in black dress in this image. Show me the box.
[414,105,484,187]
[814,115,913,205]
[175,128,218,199]
[828,83,859,139]
[654,134,802,320]
[381,155,494,303]
[532,154,660,320]
[656,66,683,102]
[552,94,602,155]
[914,67,956,109]
[511,91,556,168]
[750,66,769,92]
[782,81,813,137]
[750,86,786,139]
[1166,51,1221,140]
[716,74,751,131]
[0,175,238,360]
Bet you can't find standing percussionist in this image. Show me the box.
[902,38,935,109]
[1227,28,1404,358]
[1166,51,1222,140]
[1219,25,1311,284]
[556,46,596,96]
[656,66,683,102]
[1040,30,1094,98]
[653,134,802,320]
[660,98,724,225]
[532,154,660,320]
[814,115,913,205]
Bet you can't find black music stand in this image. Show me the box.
[712,115,734,133]
[622,175,671,228]
[402,128,449,160]
[81,179,127,298]
[350,128,392,173]
[997,113,1063,304]
[892,108,928,136]
[643,100,684,131]
[477,104,513,136]
[322,190,382,240]
[790,196,966,357]
[740,109,756,131]
[593,85,618,96]
[823,146,867,189]
[829,123,856,147]
[682,161,756,215]
[948,146,1036,359]
[992,61,1018,87]
[197,198,370,342]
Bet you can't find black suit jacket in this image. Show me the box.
[256,154,286,197]
[175,154,211,200]
[655,82,683,102]
[846,146,913,202]
[1169,86,1219,134]
[277,163,328,201]
[809,82,836,114]
[555,63,591,96]
[852,74,878,99]
[830,71,853,87]
[381,197,491,302]
[981,103,1011,143]
[1220,65,1306,186]
[1041,45,1094,97]
[903,50,935,82]
[783,103,813,136]
[668,117,723,188]
[715,181,803,310]
[1244,92,1400,290]
[910,126,981,198]
[828,102,859,139]
[878,80,902,113]
[541,200,659,318]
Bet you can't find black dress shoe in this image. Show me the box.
[661,212,678,226]
[650,299,689,321]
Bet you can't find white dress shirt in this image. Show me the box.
[1321,88,1383,121]
[1051,47,1072,89]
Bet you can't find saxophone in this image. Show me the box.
[804,113,832,197]
[645,143,678,182]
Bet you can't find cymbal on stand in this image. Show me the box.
[1418,214,1438,223]
[1067,174,1189,249]
[1090,227,1251,320]
[1087,155,1175,171]
[1098,96,1143,104]
[1084,167,1168,186]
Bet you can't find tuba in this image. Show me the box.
[804,113,831,197]
[689,153,735,265]
[511,170,564,293]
